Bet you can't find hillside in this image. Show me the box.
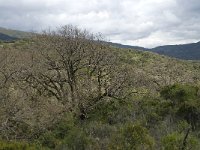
[0,27,32,41]
[0,26,200,149]
[1,27,200,60]
[108,42,147,50]
[110,41,200,60]
[0,33,18,41]
[151,41,200,60]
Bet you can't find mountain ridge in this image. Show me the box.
[0,33,18,41]
[150,41,200,60]
[109,41,200,60]
[0,27,32,40]
[0,27,200,60]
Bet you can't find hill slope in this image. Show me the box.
[0,27,32,41]
[110,41,200,60]
[1,35,200,149]
[150,41,200,60]
[108,42,147,50]
[0,33,18,41]
[1,26,200,60]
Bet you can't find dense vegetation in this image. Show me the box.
[0,25,200,149]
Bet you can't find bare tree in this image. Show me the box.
[23,25,131,119]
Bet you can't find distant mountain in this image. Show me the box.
[0,27,32,41]
[150,42,200,60]
[0,33,18,41]
[1,27,200,60]
[110,41,200,60]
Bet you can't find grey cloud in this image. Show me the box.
[0,0,200,47]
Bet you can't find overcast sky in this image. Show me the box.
[0,0,200,48]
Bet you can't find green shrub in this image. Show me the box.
[160,84,200,129]
[38,131,58,149]
[88,97,133,124]
[57,129,98,150]
[162,132,182,150]
[160,84,198,104]
[54,113,75,139]
[109,123,154,150]
[38,113,76,149]
[162,132,200,150]
[0,140,38,150]
[176,100,200,129]
[139,97,172,126]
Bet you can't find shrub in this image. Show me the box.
[109,123,154,150]
[162,132,200,150]
[160,84,198,105]
[0,140,38,150]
